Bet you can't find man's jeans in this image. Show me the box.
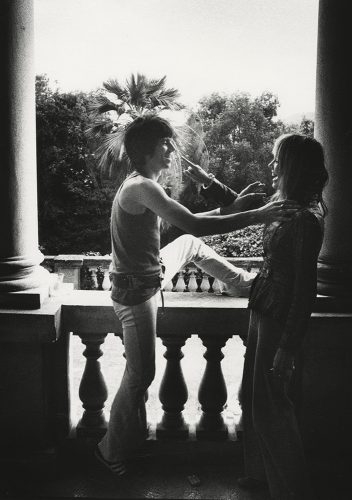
[161,234,255,296]
[98,235,255,462]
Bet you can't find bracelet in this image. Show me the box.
[203,173,215,189]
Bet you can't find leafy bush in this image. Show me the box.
[202,225,264,257]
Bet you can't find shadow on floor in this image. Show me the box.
[0,439,350,500]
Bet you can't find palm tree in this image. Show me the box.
[87,73,184,181]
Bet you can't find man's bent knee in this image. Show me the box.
[175,234,200,248]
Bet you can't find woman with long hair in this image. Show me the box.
[239,133,328,500]
[185,133,328,499]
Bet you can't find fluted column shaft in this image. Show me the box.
[315,0,352,297]
[0,0,47,293]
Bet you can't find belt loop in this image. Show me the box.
[160,288,165,312]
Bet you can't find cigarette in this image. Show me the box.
[180,154,196,167]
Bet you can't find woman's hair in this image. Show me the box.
[124,114,174,170]
[274,133,329,213]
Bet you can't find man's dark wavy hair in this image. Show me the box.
[124,114,174,170]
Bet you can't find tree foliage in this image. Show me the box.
[202,225,265,257]
[196,92,285,192]
[36,75,312,257]
[36,75,116,254]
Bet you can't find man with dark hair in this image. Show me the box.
[95,115,298,475]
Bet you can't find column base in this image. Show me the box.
[317,258,352,298]
[0,284,49,309]
[0,265,50,308]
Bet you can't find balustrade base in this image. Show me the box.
[156,424,189,440]
[196,428,229,441]
[196,418,229,441]
[76,423,107,439]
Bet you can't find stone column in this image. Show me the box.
[0,0,49,307]
[315,0,352,297]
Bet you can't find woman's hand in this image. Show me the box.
[238,181,266,197]
[255,199,300,224]
[182,156,213,187]
[222,182,266,214]
[272,347,295,382]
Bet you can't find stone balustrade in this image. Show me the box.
[62,291,250,441]
[1,288,352,456]
[42,254,263,293]
[60,290,352,448]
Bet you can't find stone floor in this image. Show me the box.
[0,438,350,500]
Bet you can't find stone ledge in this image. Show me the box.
[0,297,63,342]
[60,290,352,337]
[0,284,50,309]
[1,290,351,343]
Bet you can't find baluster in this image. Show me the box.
[195,267,204,292]
[156,336,189,439]
[207,275,215,293]
[81,264,96,290]
[76,333,108,438]
[102,270,111,290]
[171,272,179,292]
[96,266,105,290]
[183,267,191,292]
[196,336,229,440]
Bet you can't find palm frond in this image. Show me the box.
[150,95,183,110]
[88,96,119,115]
[97,128,125,162]
[87,73,186,182]
[103,79,128,100]
[173,113,209,169]
[145,75,167,95]
[85,120,114,139]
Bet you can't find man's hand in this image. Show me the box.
[255,199,300,224]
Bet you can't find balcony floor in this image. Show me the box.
[1,438,349,500]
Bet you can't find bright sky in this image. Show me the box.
[34,0,319,121]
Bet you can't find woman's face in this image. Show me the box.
[268,145,280,190]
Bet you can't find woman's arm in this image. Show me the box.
[183,157,238,205]
[202,177,239,206]
[133,178,298,237]
[183,158,265,212]
[278,212,324,354]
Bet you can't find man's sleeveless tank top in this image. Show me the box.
[110,173,161,305]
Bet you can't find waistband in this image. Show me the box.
[112,273,163,290]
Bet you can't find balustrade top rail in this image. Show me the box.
[59,290,352,339]
[62,291,250,338]
[42,254,263,292]
[1,289,350,343]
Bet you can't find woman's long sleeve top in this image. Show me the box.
[248,206,324,353]
[200,176,324,353]
[201,178,238,205]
